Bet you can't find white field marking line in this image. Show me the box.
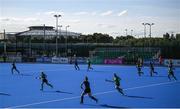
[7,81,179,108]
[123,81,179,91]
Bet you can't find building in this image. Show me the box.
[16,26,81,39]
[0,32,17,40]
[0,26,81,40]
[0,26,82,57]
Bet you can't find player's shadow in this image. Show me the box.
[12,74,33,76]
[144,75,167,78]
[43,90,73,95]
[125,95,153,99]
[84,103,127,108]
[0,92,11,96]
[100,104,128,108]
[91,70,107,73]
[0,74,32,76]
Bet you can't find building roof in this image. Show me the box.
[29,26,54,30]
[16,26,81,37]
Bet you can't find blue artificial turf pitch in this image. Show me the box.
[0,63,180,108]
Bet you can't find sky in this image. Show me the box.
[0,0,180,37]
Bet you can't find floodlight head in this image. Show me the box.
[142,23,148,25]
[66,25,70,29]
[58,25,62,27]
[54,14,61,17]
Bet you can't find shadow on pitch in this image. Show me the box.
[10,74,33,76]
[144,75,167,78]
[0,92,11,96]
[43,90,73,95]
[84,103,127,108]
[100,104,128,108]
[91,70,107,73]
[125,95,153,99]
[0,74,32,76]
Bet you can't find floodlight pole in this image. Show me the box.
[29,35,32,57]
[3,29,6,56]
[54,14,61,57]
[65,25,70,57]
[147,23,154,38]
[43,24,46,55]
[142,23,148,38]
[58,25,62,43]
[131,29,133,36]
[58,25,62,56]
[125,29,128,36]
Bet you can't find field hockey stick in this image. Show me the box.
[105,79,114,83]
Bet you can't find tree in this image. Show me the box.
[163,33,170,39]
[176,34,180,40]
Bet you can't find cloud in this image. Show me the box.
[44,11,64,16]
[0,17,40,22]
[101,10,113,16]
[74,12,88,15]
[65,19,80,23]
[24,18,40,22]
[0,18,10,21]
[73,11,99,16]
[91,12,97,16]
[97,23,117,28]
[138,16,160,22]
[44,11,56,15]
[117,10,128,16]
[0,17,20,22]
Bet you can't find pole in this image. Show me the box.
[150,23,154,38]
[56,17,58,56]
[146,23,154,38]
[59,26,62,43]
[3,29,6,56]
[65,25,69,57]
[66,26,68,56]
[54,15,61,57]
[125,29,127,36]
[58,25,62,56]
[149,25,151,38]
[131,30,133,36]
[144,25,146,38]
[43,24,46,55]
[55,17,58,56]
[29,35,31,57]
[142,23,147,38]
[16,34,17,56]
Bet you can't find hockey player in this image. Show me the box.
[80,76,98,104]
